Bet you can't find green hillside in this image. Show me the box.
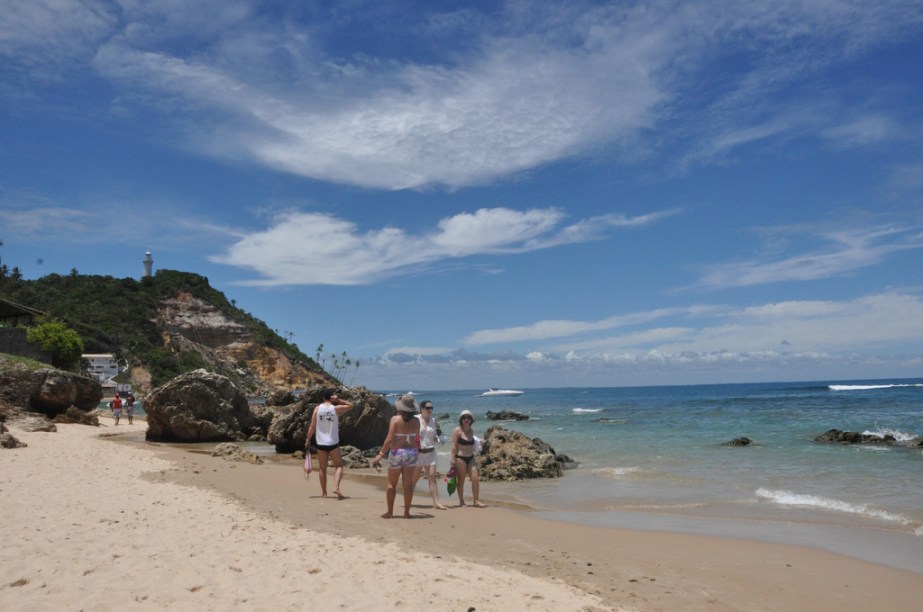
[0,269,323,387]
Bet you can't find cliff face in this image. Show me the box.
[142,292,332,395]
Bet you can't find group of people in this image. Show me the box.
[108,392,136,425]
[305,390,486,518]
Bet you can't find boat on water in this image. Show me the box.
[480,388,524,397]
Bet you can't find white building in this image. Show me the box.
[83,353,121,383]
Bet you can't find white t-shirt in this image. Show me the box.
[417,414,439,450]
[314,403,339,446]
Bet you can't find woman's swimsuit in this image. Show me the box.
[456,432,476,466]
[388,430,420,468]
[388,447,419,468]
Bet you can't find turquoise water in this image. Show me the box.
[403,379,923,563]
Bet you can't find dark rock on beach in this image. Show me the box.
[813,429,897,445]
[477,425,567,481]
[0,357,102,420]
[211,442,263,464]
[485,410,529,421]
[144,369,263,442]
[267,385,394,453]
[1,432,27,449]
[53,406,100,426]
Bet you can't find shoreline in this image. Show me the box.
[4,419,922,610]
[134,428,923,610]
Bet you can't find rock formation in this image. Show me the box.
[485,410,529,421]
[144,369,269,442]
[724,436,755,446]
[267,386,393,453]
[211,442,264,464]
[0,357,102,419]
[813,429,897,445]
[477,426,567,481]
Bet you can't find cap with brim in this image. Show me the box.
[396,395,419,413]
[459,409,475,422]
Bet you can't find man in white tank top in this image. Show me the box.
[306,389,354,499]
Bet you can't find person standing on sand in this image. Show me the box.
[125,393,136,425]
[413,400,447,510]
[111,393,122,425]
[305,389,354,500]
[451,410,486,508]
[372,395,422,518]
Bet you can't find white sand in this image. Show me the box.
[0,422,609,611]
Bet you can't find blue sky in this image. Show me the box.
[2,1,922,391]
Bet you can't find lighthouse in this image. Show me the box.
[142,251,153,278]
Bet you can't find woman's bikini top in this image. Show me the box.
[394,431,418,447]
[458,434,475,446]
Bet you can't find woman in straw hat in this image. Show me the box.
[450,410,487,508]
[372,394,422,518]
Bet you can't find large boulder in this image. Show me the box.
[0,358,102,419]
[477,426,566,481]
[144,369,263,442]
[267,385,393,453]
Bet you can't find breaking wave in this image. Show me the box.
[829,384,923,391]
[755,488,911,525]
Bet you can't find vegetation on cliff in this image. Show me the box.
[0,269,326,389]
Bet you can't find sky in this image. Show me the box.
[1,0,923,391]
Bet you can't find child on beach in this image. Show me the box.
[305,389,354,499]
[125,393,135,424]
[110,393,122,425]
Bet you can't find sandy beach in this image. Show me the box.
[2,419,921,611]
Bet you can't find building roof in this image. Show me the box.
[0,296,44,325]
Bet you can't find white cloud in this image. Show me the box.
[0,206,97,238]
[822,115,896,147]
[209,207,671,286]
[696,224,923,288]
[359,290,923,389]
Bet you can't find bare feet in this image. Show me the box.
[434,503,448,510]
[333,490,345,500]
[381,512,393,519]
[473,501,487,508]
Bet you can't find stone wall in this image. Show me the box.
[0,327,52,363]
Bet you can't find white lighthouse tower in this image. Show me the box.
[142,251,153,278]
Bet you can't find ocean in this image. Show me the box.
[399,379,923,572]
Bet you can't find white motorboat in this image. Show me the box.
[480,388,524,397]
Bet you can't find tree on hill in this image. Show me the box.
[26,319,84,371]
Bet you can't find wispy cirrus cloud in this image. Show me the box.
[696,224,923,288]
[4,1,913,189]
[209,207,672,286]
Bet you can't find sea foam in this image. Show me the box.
[593,466,641,478]
[860,427,917,443]
[829,383,923,391]
[755,488,911,525]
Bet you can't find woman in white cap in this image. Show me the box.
[450,410,487,508]
[372,394,422,518]
[414,400,447,510]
